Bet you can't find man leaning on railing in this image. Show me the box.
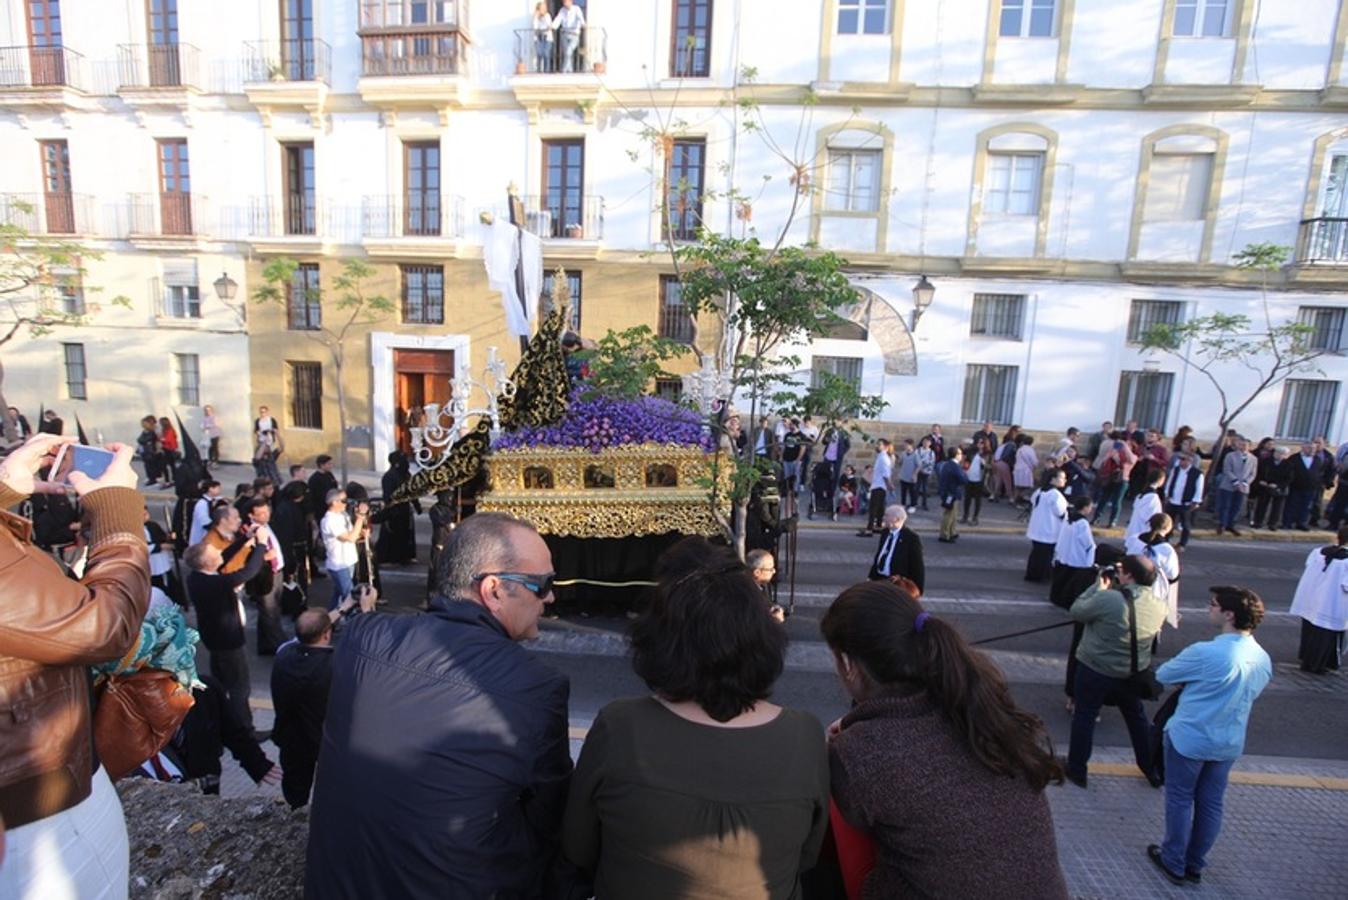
[552,0,586,73]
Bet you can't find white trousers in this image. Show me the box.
[0,766,129,899]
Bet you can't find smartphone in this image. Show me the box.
[47,444,116,486]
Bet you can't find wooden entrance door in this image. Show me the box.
[393,348,455,455]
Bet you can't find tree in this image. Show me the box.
[784,370,889,432]
[253,258,395,482]
[1139,243,1325,442]
[574,325,690,401]
[0,203,128,445]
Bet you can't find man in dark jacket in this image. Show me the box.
[1283,442,1327,531]
[306,512,571,899]
[271,607,338,808]
[186,532,268,732]
[867,504,926,592]
[165,674,279,794]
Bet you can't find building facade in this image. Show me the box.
[4,0,1348,462]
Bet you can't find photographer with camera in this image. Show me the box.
[320,489,367,610]
[1064,555,1167,789]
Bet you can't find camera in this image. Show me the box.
[1098,564,1120,583]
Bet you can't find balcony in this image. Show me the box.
[0,45,90,117]
[357,0,471,110]
[225,196,361,253]
[0,192,96,236]
[1297,218,1348,264]
[361,194,465,258]
[521,195,604,259]
[242,39,332,127]
[122,193,211,247]
[118,43,201,90]
[513,27,606,75]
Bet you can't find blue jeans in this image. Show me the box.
[1160,735,1236,876]
[1215,488,1245,529]
[534,36,552,72]
[328,565,354,610]
[560,31,580,72]
[1093,481,1127,527]
[1067,661,1153,781]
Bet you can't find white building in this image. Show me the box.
[2,0,1347,456]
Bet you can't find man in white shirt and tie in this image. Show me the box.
[245,496,287,656]
[866,505,925,593]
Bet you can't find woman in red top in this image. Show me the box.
[157,416,179,486]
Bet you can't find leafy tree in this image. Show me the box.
[253,258,395,481]
[0,203,129,445]
[784,370,889,432]
[1139,243,1325,442]
[574,325,689,401]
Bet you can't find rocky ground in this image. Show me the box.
[119,780,306,900]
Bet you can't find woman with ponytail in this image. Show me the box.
[820,581,1068,899]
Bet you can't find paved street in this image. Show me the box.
[151,471,1346,899]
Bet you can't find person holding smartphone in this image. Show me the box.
[0,434,148,898]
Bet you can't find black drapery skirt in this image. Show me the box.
[1050,563,1097,610]
[1298,620,1344,673]
[1025,540,1056,582]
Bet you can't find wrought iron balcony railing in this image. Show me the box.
[362,194,465,239]
[512,27,606,74]
[242,39,333,84]
[0,44,86,89]
[118,43,201,89]
[0,192,96,235]
[125,192,208,237]
[1297,217,1348,264]
[521,194,604,239]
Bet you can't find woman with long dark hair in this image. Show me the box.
[821,581,1068,899]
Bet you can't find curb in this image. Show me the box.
[797,518,1333,544]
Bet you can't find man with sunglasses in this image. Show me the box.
[306,512,571,899]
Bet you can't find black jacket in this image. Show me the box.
[270,640,333,762]
[1286,454,1326,492]
[307,470,339,518]
[305,598,572,900]
[867,526,926,592]
[188,539,266,651]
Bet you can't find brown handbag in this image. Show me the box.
[93,668,195,781]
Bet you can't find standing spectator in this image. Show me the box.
[1288,526,1348,674]
[936,446,968,544]
[753,415,779,459]
[563,551,827,897]
[914,435,936,511]
[143,505,176,596]
[375,452,419,565]
[307,513,570,898]
[158,415,180,485]
[1085,420,1114,465]
[0,434,148,900]
[866,504,925,593]
[6,405,33,439]
[1310,436,1336,527]
[1025,468,1068,582]
[923,423,945,459]
[780,418,805,491]
[254,404,277,447]
[1091,434,1136,528]
[746,547,786,622]
[1124,467,1167,553]
[201,403,222,467]
[1163,452,1204,550]
[962,437,990,526]
[244,497,287,655]
[273,480,312,600]
[306,454,339,520]
[1148,586,1272,886]
[1013,434,1039,505]
[38,408,64,435]
[137,415,165,486]
[1251,445,1291,530]
[971,420,1000,455]
[991,433,1017,502]
[187,527,268,731]
[820,582,1069,899]
[552,0,585,73]
[1282,441,1325,532]
[1064,556,1167,788]
[896,438,920,511]
[836,464,859,516]
[531,1,554,71]
[1059,446,1094,498]
[1323,438,1348,529]
[1054,426,1080,459]
[818,422,851,518]
[857,439,893,536]
[320,488,366,609]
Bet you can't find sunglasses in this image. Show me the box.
[475,572,556,599]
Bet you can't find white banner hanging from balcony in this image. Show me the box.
[482,219,543,339]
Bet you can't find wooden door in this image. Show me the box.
[541,139,583,238]
[283,142,316,234]
[404,142,441,236]
[147,0,181,86]
[157,138,191,235]
[40,140,73,234]
[281,0,315,80]
[26,0,64,86]
[393,349,455,455]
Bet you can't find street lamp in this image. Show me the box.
[213,271,237,301]
[911,274,935,330]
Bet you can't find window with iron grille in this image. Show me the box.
[288,263,322,330]
[401,264,444,324]
[1297,306,1345,353]
[288,361,323,429]
[970,293,1025,340]
[1277,379,1339,441]
[1126,299,1183,344]
[543,270,582,331]
[659,275,694,343]
[837,0,888,34]
[655,377,683,403]
[666,138,705,241]
[174,353,200,406]
[1115,371,1174,432]
[62,342,87,400]
[961,364,1017,424]
[812,356,863,391]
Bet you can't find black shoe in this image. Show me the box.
[1064,768,1088,789]
[1214,527,1224,535]
[1185,870,1202,884]
[1146,768,1165,789]
[1227,527,1241,536]
[1147,845,1186,886]
[1297,524,1311,532]
[937,536,953,543]
[855,530,873,537]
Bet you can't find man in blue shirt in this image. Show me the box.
[1147,585,1272,886]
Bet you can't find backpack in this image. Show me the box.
[1098,457,1122,486]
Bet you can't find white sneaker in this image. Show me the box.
[907,506,916,513]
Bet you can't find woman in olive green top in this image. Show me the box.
[562,544,829,899]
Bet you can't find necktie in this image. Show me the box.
[879,531,897,575]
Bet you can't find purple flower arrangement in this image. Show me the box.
[495,392,715,454]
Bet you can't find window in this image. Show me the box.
[999,0,1056,37]
[404,141,441,236]
[837,0,887,34]
[970,293,1025,340]
[961,364,1018,424]
[985,153,1042,216]
[62,342,86,400]
[39,139,74,233]
[161,258,200,318]
[659,275,694,343]
[812,355,863,390]
[543,269,582,331]
[541,138,584,239]
[1127,299,1183,343]
[25,0,65,86]
[1277,379,1339,441]
[1173,0,1230,37]
[283,142,316,235]
[1298,307,1346,353]
[1145,153,1212,222]
[174,353,200,406]
[654,377,683,403]
[54,271,83,315]
[827,149,880,212]
[288,263,322,330]
[401,264,444,324]
[666,138,705,241]
[1115,371,1174,431]
[288,361,323,429]
[155,140,191,236]
[360,0,459,28]
[671,0,712,77]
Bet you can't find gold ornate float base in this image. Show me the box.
[478,444,732,538]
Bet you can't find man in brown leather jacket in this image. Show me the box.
[0,434,149,896]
